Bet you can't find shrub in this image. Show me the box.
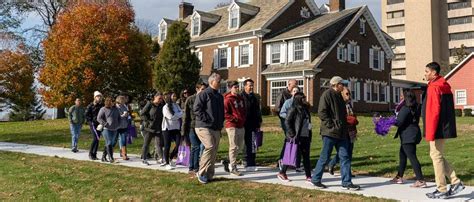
[261,106,271,116]
[455,109,463,117]
[463,108,473,117]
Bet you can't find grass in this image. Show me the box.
[0,116,473,187]
[0,151,391,201]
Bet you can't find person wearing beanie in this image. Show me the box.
[85,91,104,160]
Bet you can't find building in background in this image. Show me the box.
[381,0,474,82]
[445,53,474,111]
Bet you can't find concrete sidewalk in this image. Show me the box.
[0,142,472,201]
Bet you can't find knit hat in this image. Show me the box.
[93,91,102,98]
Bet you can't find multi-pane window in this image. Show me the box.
[230,8,239,29]
[373,49,380,69]
[449,32,474,41]
[449,16,472,26]
[240,45,249,65]
[456,90,467,105]
[192,17,200,36]
[271,44,281,63]
[394,53,405,61]
[380,85,386,102]
[218,48,228,68]
[372,83,379,102]
[396,39,405,46]
[387,25,405,33]
[159,25,166,42]
[294,40,304,61]
[448,1,471,10]
[387,10,404,19]
[392,68,406,76]
[394,87,402,104]
[320,78,330,90]
[271,80,303,105]
[366,83,372,101]
[349,81,357,100]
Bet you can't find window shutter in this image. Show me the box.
[213,49,218,69]
[380,51,385,70]
[227,47,232,68]
[343,48,348,61]
[198,51,203,64]
[369,48,374,69]
[364,83,368,101]
[234,46,239,67]
[337,47,342,61]
[386,85,390,103]
[356,82,361,101]
[249,44,254,65]
[280,43,287,64]
[266,44,271,65]
[288,41,294,63]
[303,39,310,61]
[356,46,360,63]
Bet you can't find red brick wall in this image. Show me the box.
[446,57,474,109]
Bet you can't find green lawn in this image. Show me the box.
[0,116,473,187]
[0,151,390,201]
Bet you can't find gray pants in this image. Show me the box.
[142,131,163,160]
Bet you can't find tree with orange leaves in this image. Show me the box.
[39,1,152,108]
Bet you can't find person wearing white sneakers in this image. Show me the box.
[162,92,183,170]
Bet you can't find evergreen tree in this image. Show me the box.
[154,22,200,93]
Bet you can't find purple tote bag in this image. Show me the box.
[176,143,190,166]
[253,130,263,148]
[281,138,298,167]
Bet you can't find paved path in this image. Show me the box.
[0,142,472,201]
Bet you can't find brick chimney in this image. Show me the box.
[179,2,194,20]
[329,0,345,12]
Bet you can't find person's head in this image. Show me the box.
[403,90,418,108]
[75,98,82,106]
[195,82,208,94]
[115,95,126,105]
[164,92,176,104]
[291,86,300,96]
[171,92,178,102]
[93,91,103,103]
[208,73,222,90]
[153,91,163,104]
[181,89,190,99]
[243,79,254,93]
[341,87,351,102]
[287,79,297,91]
[292,92,308,109]
[425,62,441,81]
[104,97,114,108]
[329,76,348,92]
[227,80,240,95]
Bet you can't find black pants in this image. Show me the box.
[280,136,312,178]
[142,131,163,160]
[89,123,102,157]
[163,129,181,164]
[398,143,424,180]
[244,127,257,166]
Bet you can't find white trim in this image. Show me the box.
[238,40,251,46]
[191,13,201,37]
[195,36,257,48]
[445,52,474,79]
[455,89,467,105]
[228,4,241,30]
[218,43,230,49]
[158,19,168,42]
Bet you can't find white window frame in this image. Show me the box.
[360,18,366,35]
[370,46,384,71]
[270,79,304,106]
[393,86,402,104]
[293,39,305,61]
[218,48,228,69]
[159,24,167,42]
[191,15,201,36]
[240,44,250,66]
[271,43,281,64]
[455,90,467,105]
[348,78,360,102]
[348,41,359,64]
[337,43,345,62]
[229,6,240,30]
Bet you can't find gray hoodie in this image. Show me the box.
[116,104,129,129]
[97,106,120,131]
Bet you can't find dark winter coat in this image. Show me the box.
[395,105,422,144]
[86,102,104,126]
[140,101,165,133]
[317,88,348,140]
[193,87,224,130]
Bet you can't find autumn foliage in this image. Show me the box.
[39,1,152,107]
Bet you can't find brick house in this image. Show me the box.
[445,53,474,110]
[158,0,397,112]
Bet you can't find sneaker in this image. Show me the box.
[390,176,404,184]
[245,166,258,172]
[160,162,167,167]
[142,160,150,166]
[311,181,327,189]
[277,173,291,182]
[328,165,335,175]
[222,160,230,172]
[450,182,465,196]
[410,180,427,188]
[342,183,361,191]
[165,164,174,170]
[196,173,208,184]
[72,148,78,153]
[230,169,242,176]
[426,189,450,199]
[295,167,304,173]
[305,177,313,185]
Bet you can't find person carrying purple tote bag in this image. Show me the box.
[277,92,312,183]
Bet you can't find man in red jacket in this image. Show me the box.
[224,81,247,176]
[422,62,465,199]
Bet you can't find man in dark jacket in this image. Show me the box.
[140,91,165,166]
[310,76,360,191]
[85,91,104,160]
[241,79,262,171]
[194,73,224,184]
[422,62,464,199]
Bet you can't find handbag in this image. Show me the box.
[253,130,263,148]
[281,138,298,167]
[176,142,190,166]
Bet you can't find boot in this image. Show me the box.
[107,145,114,163]
[101,147,108,162]
[121,147,129,160]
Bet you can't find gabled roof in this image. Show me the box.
[234,1,260,13]
[194,10,221,21]
[445,52,474,80]
[183,0,291,42]
[161,18,175,25]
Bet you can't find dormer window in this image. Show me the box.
[159,24,167,42]
[229,7,239,29]
[192,15,200,36]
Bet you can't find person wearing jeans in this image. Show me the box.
[140,92,165,166]
[422,62,464,199]
[97,97,120,163]
[241,79,262,171]
[85,91,104,160]
[311,76,360,191]
[162,92,183,170]
[116,95,130,160]
[68,98,85,153]
[193,73,224,184]
[182,83,207,174]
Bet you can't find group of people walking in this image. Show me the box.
[66,62,465,199]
